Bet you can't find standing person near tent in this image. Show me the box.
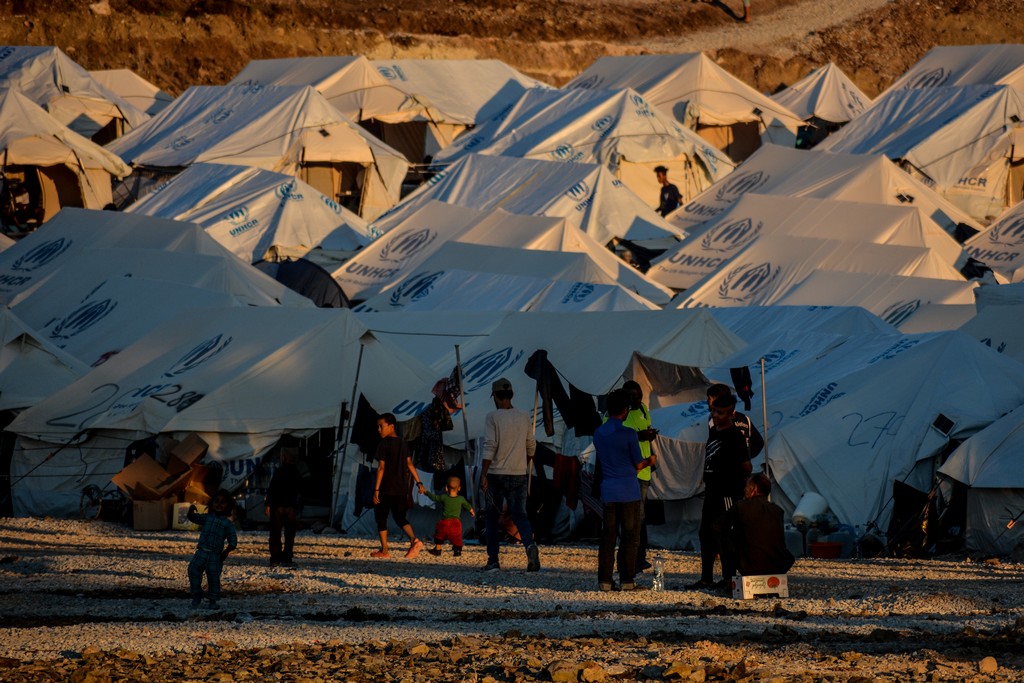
[186,490,237,610]
[688,393,753,591]
[479,377,541,573]
[371,413,425,559]
[707,383,764,464]
[594,389,654,591]
[714,472,795,579]
[654,166,681,217]
[264,448,303,567]
[621,381,658,572]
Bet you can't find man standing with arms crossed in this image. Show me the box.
[480,378,541,573]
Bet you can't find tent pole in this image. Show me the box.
[760,356,769,466]
[454,344,473,508]
[330,339,367,528]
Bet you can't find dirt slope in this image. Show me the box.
[0,0,1018,97]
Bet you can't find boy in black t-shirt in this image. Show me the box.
[372,413,425,559]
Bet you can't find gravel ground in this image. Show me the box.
[1,517,1023,681]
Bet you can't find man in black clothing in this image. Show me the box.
[716,472,795,577]
[265,449,302,567]
[654,165,681,217]
[706,383,764,461]
[688,393,752,590]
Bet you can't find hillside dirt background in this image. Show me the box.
[0,0,1019,97]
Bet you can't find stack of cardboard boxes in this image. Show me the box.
[111,434,221,531]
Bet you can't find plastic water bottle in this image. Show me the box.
[652,554,665,592]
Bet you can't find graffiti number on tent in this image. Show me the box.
[46,383,206,430]
[842,411,904,449]
[46,383,123,430]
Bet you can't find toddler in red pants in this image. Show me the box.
[418,476,475,556]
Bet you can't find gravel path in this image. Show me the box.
[2,517,1023,680]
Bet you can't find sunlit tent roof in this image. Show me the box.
[125,162,371,263]
[668,144,982,239]
[0,88,132,218]
[674,233,965,308]
[90,68,174,117]
[0,208,312,308]
[881,44,1024,97]
[817,85,1024,225]
[373,153,684,248]
[106,84,410,221]
[0,45,148,141]
[433,86,735,205]
[961,200,1024,282]
[770,62,872,124]
[648,193,962,291]
[565,52,802,161]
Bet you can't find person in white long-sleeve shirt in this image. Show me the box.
[479,377,540,573]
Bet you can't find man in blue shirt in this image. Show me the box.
[593,389,654,591]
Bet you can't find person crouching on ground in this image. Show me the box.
[372,412,425,559]
[419,476,475,557]
[594,388,655,591]
[187,490,237,609]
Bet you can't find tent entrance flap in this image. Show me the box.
[301,161,364,215]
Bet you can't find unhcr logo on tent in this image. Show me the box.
[570,75,602,90]
[240,84,265,95]
[905,67,950,89]
[717,262,780,303]
[11,238,72,272]
[321,196,343,214]
[881,299,921,327]
[988,215,1024,247]
[163,334,233,378]
[378,228,437,263]
[761,348,799,373]
[868,338,920,364]
[565,180,593,211]
[461,347,525,393]
[275,182,305,202]
[551,143,585,163]
[561,282,595,304]
[462,135,485,151]
[49,299,118,342]
[715,170,769,202]
[388,271,444,307]
[224,206,259,237]
[171,135,193,150]
[701,218,762,253]
[798,382,844,417]
[376,65,407,81]
[0,47,15,61]
[630,94,655,118]
[207,107,233,125]
[592,116,615,139]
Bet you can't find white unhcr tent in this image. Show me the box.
[961,201,1024,282]
[0,46,148,143]
[938,405,1024,555]
[125,162,371,263]
[566,53,802,162]
[669,144,983,239]
[882,44,1024,96]
[770,62,872,147]
[0,306,87,410]
[0,88,131,221]
[432,86,735,205]
[106,85,410,221]
[817,85,1024,225]
[648,193,963,291]
[373,153,684,248]
[90,68,174,117]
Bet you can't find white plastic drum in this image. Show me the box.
[792,491,828,526]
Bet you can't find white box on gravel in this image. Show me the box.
[731,574,789,599]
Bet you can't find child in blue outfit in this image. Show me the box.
[418,476,475,557]
[187,489,237,609]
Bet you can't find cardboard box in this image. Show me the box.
[172,502,206,531]
[170,433,208,470]
[112,454,168,499]
[133,498,173,531]
[183,484,211,505]
[731,574,789,599]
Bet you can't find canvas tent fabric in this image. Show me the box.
[674,233,966,309]
[648,193,963,291]
[565,53,802,162]
[816,85,1024,225]
[0,46,148,142]
[961,201,1024,282]
[125,162,371,263]
[0,306,87,410]
[0,208,313,309]
[90,69,174,117]
[938,404,1024,554]
[106,85,410,221]
[770,62,872,125]
[372,153,684,249]
[882,44,1024,97]
[7,306,437,516]
[432,86,735,205]
[958,302,1024,364]
[669,144,983,239]
[0,88,131,218]
[332,201,673,304]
